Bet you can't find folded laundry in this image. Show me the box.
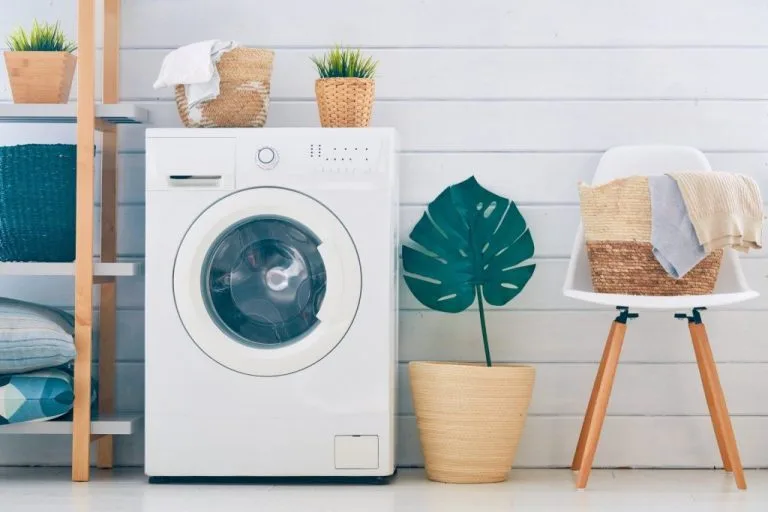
[648,175,706,279]
[153,40,238,108]
[669,172,763,253]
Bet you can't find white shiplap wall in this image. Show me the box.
[1,0,768,468]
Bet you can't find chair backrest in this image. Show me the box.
[564,145,750,296]
[592,146,711,184]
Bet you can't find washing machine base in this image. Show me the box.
[148,469,397,485]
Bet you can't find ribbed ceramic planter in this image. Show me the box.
[4,52,76,104]
[315,77,375,127]
[409,361,535,483]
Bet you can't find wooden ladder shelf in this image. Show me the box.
[0,0,146,482]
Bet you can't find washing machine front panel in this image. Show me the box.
[173,186,362,377]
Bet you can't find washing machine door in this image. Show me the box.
[173,187,361,376]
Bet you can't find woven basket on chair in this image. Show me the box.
[315,78,375,127]
[0,144,76,262]
[409,362,535,483]
[579,176,722,296]
[174,48,274,128]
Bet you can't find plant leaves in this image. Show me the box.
[483,264,536,306]
[403,176,535,313]
[6,20,76,52]
[310,45,378,78]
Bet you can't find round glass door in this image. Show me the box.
[174,187,361,376]
[203,217,327,347]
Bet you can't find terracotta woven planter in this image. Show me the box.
[315,78,375,127]
[409,361,535,483]
[4,52,76,104]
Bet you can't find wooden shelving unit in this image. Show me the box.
[0,0,145,481]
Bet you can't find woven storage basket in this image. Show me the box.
[579,176,722,295]
[409,362,535,483]
[315,78,375,127]
[0,144,76,262]
[174,48,274,128]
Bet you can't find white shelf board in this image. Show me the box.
[0,103,148,124]
[0,413,142,435]
[0,261,142,277]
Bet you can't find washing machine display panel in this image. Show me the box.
[203,217,327,347]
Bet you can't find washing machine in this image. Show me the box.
[144,128,398,481]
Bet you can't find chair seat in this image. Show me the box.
[564,289,759,310]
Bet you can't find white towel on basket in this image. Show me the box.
[153,40,238,107]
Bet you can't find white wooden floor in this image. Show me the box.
[1,468,767,511]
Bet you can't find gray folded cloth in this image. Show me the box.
[648,175,706,279]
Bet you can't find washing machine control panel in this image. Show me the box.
[242,133,389,178]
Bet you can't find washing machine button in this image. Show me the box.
[256,147,278,169]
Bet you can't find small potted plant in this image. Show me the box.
[4,20,77,104]
[310,46,377,127]
[403,177,537,484]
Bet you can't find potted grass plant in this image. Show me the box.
[4,20,77,104]
[403,177,537,484]
[310,46,377,127]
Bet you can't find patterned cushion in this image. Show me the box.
[0,369,74,425]
[0,298,75,375]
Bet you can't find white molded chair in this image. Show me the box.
[564,146,757,490]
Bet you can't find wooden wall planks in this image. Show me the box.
[1,0,767,468]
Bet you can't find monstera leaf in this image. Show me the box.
[402,177,535,365]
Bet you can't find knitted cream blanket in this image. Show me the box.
[668,172,763,253]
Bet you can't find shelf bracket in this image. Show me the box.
[95,119,116,133]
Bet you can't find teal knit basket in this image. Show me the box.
[0,144,76,262]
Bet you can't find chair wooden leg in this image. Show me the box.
[572,321,616,470]
[689,321,746,490]
[575,320,627,489]
[688,322,731,472]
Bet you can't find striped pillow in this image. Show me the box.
[0,298,75,375]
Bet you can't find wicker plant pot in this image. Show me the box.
[315,78,375,127]
[175,48,274,128]
[409,361,535,483]
[4,52,76,104]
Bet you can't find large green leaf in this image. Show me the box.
[403,176,535,313]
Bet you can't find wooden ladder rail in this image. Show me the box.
[97,0,121,471]
[72,0,121,481]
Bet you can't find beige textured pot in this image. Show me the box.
[409,361,535,483]
[4,51,76,104]
[315,77,375,127]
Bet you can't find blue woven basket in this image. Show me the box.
[0,144,76,262]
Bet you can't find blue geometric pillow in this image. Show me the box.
[0,298,75,375]
[0,369,74,425]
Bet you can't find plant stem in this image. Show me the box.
[476,285,492,367]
